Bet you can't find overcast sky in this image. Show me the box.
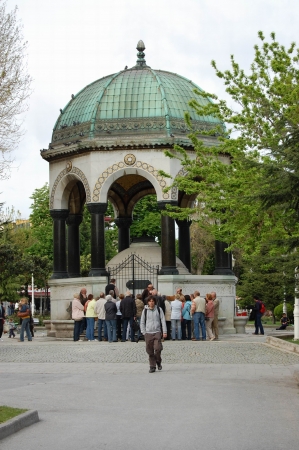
[1,0,299,218]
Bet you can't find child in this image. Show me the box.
[8,318,16,338]
[276,313,290,330]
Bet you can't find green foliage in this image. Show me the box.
[274,303,294,319]
[80,254,91,277]
[105,228,118,262]
[131,195,161,242]
[28,183,53,260]
[80,204,91,256]
[190,222,215,274]
[236,247,296,312]
[163,32,299,257]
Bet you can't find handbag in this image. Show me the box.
[17,311,29,318]
[132,319,140,332]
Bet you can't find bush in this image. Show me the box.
[274,303,293,320]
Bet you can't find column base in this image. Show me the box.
[159,266,179,275]
[89,268,108,277]
[213,268,234,275]
[68,272,81,278]
[50,272,69,279]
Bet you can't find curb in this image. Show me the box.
[0,410,39,441]
[266,336,299,355]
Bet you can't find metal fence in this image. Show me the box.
[107,254,159,296]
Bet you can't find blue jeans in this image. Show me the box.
[182,319,192,340]
[86,318,95,340]
[171,319,182,340]
[79,317,86,334]
[122,317,134,342]
[97,319,108,341]
[73,320,82,341]
[193,312,206,340]
[106,319,117,342]
[255,313,264,335]
[20,318,32,341]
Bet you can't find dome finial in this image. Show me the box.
[136,40,147,67]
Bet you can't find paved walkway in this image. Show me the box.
[1,329,299,449]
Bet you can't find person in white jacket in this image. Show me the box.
[72,293,84,341]
[140,296,167,373]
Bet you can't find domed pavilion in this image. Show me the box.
[41,41,237,336]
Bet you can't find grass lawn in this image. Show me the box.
[0,406,28,424]
[279,337,299,345]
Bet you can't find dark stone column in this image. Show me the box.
[158,202,178,275]
[50,209,69,279]
[176,219,192,273]
[114,217,132,252]
[87,203,108,276]
[213,240,234,275]
[66,214,83,278]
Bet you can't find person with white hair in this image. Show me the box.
[120,291,136,342]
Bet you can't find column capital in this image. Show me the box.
[50,209,69,220]
[176,219,192,228]
[86,202,108,214]
[66,214,83,227]
[157,201,177,211]
[114,217,133,229]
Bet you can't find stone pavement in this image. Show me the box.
[1,329,299,449]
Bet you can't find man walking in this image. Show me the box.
[191,290,206,341]
[140,295,167,373]
[211,291,220,340]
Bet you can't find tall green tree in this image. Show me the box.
[162,32,299,258]
[29,183,53,260]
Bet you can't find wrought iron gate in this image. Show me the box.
[107,254,159,296]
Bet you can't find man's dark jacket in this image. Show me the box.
[120,296,136,318]
[105,283,116,298]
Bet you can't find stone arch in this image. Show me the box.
[50,163,91,210]
[92,159,171,203]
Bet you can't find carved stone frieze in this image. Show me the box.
[52,124,90,143]
[94,117,166,134]
[50,166,91,209]
[92,160,170,202]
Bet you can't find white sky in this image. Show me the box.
[1,0,299,218]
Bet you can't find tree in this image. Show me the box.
[29,184,53,260]
[162,32,299,258]
[0,1,31,179]
[190,222,214,274]
[131,195,161,243]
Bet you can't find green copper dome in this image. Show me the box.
[49,41,222,151]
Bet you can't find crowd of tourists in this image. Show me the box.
[71,280,220,343]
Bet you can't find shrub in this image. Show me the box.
[274,303,293,321]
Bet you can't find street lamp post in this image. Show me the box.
[294,267,299,340]
[31,273,35,317]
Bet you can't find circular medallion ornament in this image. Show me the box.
[124,154,136,165]
[66,161,72,172]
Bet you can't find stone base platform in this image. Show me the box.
[48,274,238,337]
